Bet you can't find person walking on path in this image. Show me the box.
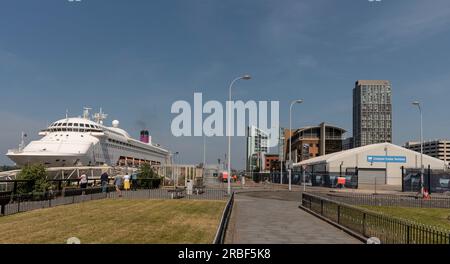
[100,171,109,193]
[131,171,138,191]
[114,174,123,197]
[124,173,131,191]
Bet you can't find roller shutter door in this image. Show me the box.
[358,169,386,185]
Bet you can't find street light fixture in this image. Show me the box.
[227,75,252,195]
[412,101,424,196]
[289,99,303,191]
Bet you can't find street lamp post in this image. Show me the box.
[203,135,206,185]
[172,151,179,188]
[227,75,251,195]
[412,101,424,196]
[280,134,284,185]
[289,99,303,191]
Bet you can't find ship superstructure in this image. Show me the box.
[6,108,170,167]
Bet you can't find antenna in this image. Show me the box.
[83,107,92,119]
[93,108,108,124]
[65,109,69,119]
[19,131,27,152]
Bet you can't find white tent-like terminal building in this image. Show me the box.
[294,143,448,186]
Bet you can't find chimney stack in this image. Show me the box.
[140,130,149,143]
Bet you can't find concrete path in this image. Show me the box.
[226,191,361,244]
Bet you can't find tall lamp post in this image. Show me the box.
[280,128,284,185]
[172,151,179,187]
[227,75,251,195]
[289,99,303,191]
[412,101,424,196]
[203,135,206,185]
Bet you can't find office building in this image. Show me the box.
[343,137,354,150]
[264,154,280,172]
[246,126,269,172]
[353,80,392,147]
[286,123,346,163]
[404,140,450,165]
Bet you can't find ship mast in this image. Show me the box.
[83,107,92,120]
[93,108,108,125]
[19,131,27,152]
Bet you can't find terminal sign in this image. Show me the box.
[367,155,407,163]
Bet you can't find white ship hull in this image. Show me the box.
[7,151,87,167]
[6,112,170,168]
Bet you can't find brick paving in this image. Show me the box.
[226,191,361,244]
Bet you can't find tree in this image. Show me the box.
[138,163,161,189]
[16,164,50,194]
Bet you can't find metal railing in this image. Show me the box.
[253,172,358,189]
[307,191,450,208]
[301,192,450,244]
[1,189,109,216]
[108,188,229,201]
[1,186,229,217]
[213,192,235,244]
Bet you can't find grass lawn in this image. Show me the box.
[361,206,450,230]
[0,199,225,244]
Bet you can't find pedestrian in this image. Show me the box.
[131,171,138,191]
[79,172,88,195]
[124,173,131,191]
[114,174,123,197]
[100,171,109,193]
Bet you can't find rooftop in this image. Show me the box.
[355,80,391,86]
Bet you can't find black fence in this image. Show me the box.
[307,190,450,208]
[108,188,229,201]
[213,192,235,244]
[402,167,450,194]
[253,170,358,189]
[301,192,450,244]
[1,189,109,216]
[0,178,163,194]
[1,186,229,217]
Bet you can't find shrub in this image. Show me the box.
[16,164,50,194]
[138,163,161,189]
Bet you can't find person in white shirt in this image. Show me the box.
[79,172,88,195]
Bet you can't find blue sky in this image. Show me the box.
[1,0,450,169]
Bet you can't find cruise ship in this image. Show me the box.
[6,108,170,167]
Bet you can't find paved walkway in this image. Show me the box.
[226,191,361,244]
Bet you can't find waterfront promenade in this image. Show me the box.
[226,190,361,244]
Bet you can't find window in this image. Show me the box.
[62,123,67,126]
[80,124,85,127]
[74,123,79,127]
[68,123,73,126]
